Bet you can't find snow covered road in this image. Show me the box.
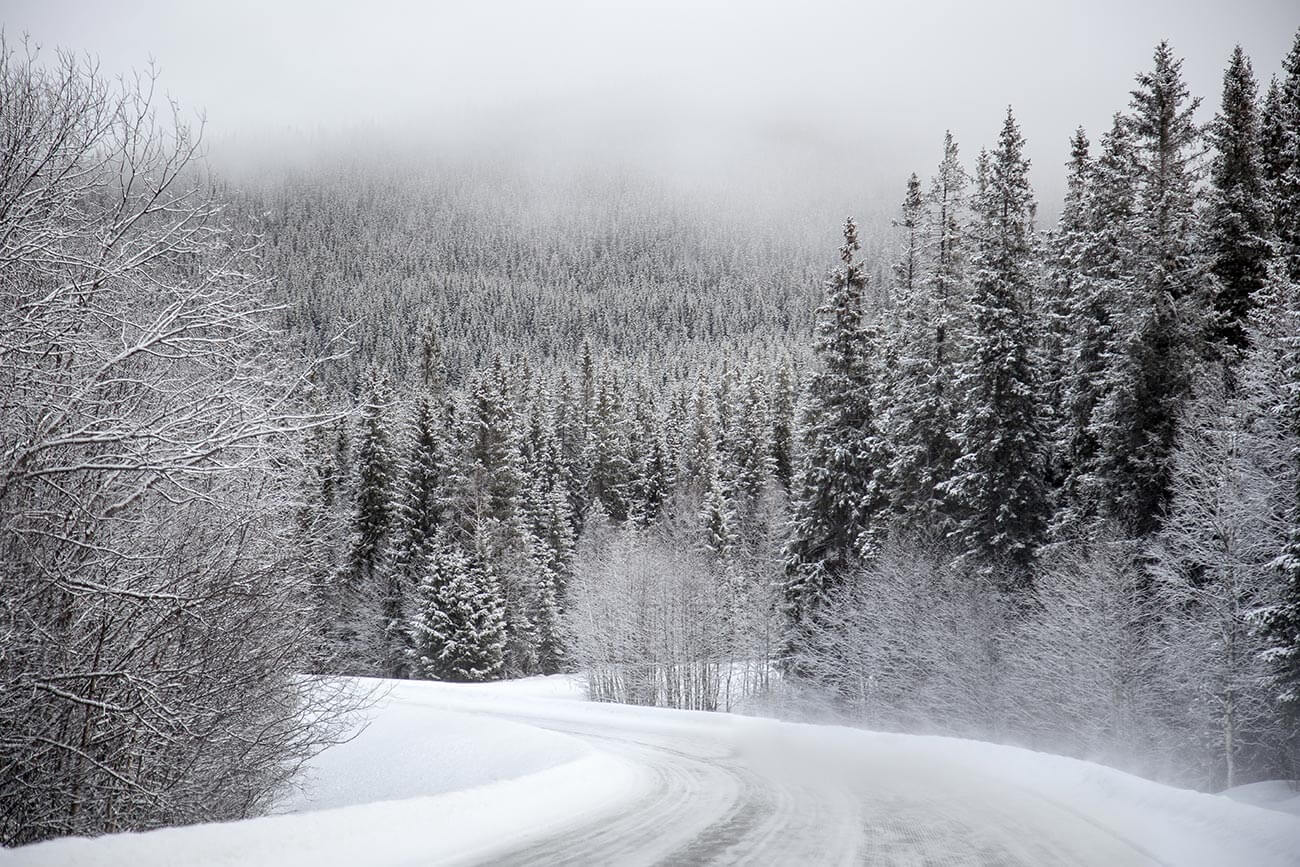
[10,677,1300,866]
[420,687,1161,866]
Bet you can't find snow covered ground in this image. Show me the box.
[1223,780,1300,817]
[8,675,1300,866]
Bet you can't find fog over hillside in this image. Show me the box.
[8,0,1297,220]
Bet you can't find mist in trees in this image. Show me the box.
[266,34,1300,797]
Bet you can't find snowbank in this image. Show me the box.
[1223,780,1300,817]
[7,752,641,867]
[7,675,643,867]
[276,683,587,813]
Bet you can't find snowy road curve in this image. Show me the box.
[13,678,1300,866]
[437,695,1161,866]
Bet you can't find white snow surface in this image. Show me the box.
[1222,780,1300,817]
[275,679,588,813]
[7,674,1300,866]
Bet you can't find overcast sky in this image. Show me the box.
[6,0,1298,216]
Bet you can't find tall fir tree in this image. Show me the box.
[893,172,925,303]
[1043,127,1093,492]
[1255,278,1300,740]
[585,366,633,522]
[729,362,776,525]
[702,447,740,565]
[383,394,450,675]
[1268,32,1300,281]
[343,371,398,671]
[1259,75,1288,222]
[1089,41,1210,538]
[769,358,797,491]
[784,218,891,643]
[447,357,538,674]
[945,110,1048,577]
[1206,46,1272,354]
[885,134,968,538]
[1056,116,1142,535]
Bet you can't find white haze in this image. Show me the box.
[6,0,1297,219]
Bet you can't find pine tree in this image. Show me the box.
[1268,32,1300,281]
[893,172,925,303]
[701,451,739,564]
[341,372,398,670]
[552,370,589,530]
[885,134,968,537]
[629,424,671,527]
[524,528,567,675]
[1254,278,1300,738]
[729,362,775,522]
[1055,116,1142,534]
[383,394,450,675]
[769,359,797,491]
[1259,76,1287,206]
[682,379,719,495]
[784,218,891,639]
[1089,41,1210,538]
[419,324,448,394]
[586,366,633,522]
[1042,128,1093,493]
[927,131,970,367]
[520,411,578,674]
[393,397,448,559]
[945,110,1048,577]
[409,542,506,682]
[1206,46,1272,354]
[446,357,539,674]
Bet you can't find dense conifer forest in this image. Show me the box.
[273,36,1300,794]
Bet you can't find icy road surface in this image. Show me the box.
[11,676,1300,866]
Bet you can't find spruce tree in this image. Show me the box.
[1043,127,1093,492]
[392,397,448,566]
[945,110,1048,577]
[1206,46,1272,354]
[729,362,775,521]
[702,450,739,564]
[383,394,450,675]
[446,358,538,674]
[585,366,633,522]
[630,425,671,527]
[342,371,398,671]
[769,359,797,491]
[1259,76,1287,214]
[784,218,891,638]
[893,172,925,302]
[348,377,397,587]
[1090,41,1210,538]
[1056,116,1141,534]
[409,542,506,682]
[885,134,968,537]
[1255,278,1300,735]
[1269,31,1300,281]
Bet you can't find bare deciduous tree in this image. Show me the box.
[0,41,351,845]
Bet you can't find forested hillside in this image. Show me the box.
[284,36,1300,795]
[242,163,898,393]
